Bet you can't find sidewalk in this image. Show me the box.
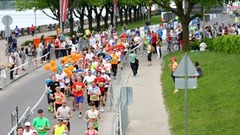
[126,54,171,135]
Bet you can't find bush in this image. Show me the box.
[189,40,201,50]
[21,40,34,46]
[206,35,240,54]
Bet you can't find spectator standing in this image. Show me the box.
[15,26,20,38]
[14,49,20,77]
[156,37,162,59]
[38,41,44,63]
[19,47,26,71]
[151,31,157,54]
[9,53,15,80]
[169,57,178,93]
[30,24,35,37]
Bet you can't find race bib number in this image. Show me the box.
[76,85,82,91]
[98,82,104,87]
[90,95,99,101]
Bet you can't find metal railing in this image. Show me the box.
[0,50,52,89]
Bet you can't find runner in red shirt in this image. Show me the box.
[94,71,106,112]
[72,76,86,118]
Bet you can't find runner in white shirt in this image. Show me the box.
[85,50,95,61]
[23,122,35,135]
[56,70,66,93]
[83,70,96,104]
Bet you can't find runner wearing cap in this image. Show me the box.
[52,118,68,135]
[23,122,35,135]
[32,109,50,135]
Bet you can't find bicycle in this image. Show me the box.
[5,42,12,56]
[167,38,180,53]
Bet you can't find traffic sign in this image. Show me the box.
[2,15,13,26]
[175,78,197,89]
[5,26,10,37]
[173,54,199,76]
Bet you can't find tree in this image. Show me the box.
[152,0,232,51]
[15,0,77,34]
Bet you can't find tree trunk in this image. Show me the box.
[124,7,128,24]
[182,19,190,51]
[129,6,132,23]
[103,4,110,29]
[110,5,114,26]
[119,7,123,26]
[133,6,137,22]
[69,10,74,36]
[87,6,93,31]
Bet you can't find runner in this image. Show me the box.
[83,70,96,104]
[52,118,68,135]
[17,126,24,135]
[47,75,60,112]
[72,76,86,118]
[110,49,119,79]
[23,122,35,135]
[54,86,66,118]
[88,81,101,109]
[94,71,106,112]
[32,109,50,135]
[55,70,66,93]
[83,102,103,131]
[56,100,73,131]
[100,70,111,105]
[84,122,100,135]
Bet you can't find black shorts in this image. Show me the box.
[61,88,65,93]
[101,91,105,96]
[104,87,109,92]
[147,53,152,61]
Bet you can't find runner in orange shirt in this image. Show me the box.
[111,50,119,79]
[72,76,86,118]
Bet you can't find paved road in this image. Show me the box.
[0,56,131,135]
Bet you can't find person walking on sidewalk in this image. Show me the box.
[169,57,178,93]
[9,53,15,80]
[129,50,137,76]
[110,49,119,79]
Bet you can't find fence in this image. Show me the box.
[0,49,52,89]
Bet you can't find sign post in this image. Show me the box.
[173,53,199,135]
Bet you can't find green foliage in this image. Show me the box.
[206,35,240,54]
[162,51,240,135]
[21,40,34,46]
[189,40,201,50]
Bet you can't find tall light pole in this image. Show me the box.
[59,0,63,33]
[34,10,37,38]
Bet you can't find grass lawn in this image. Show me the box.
[162,51,240,135]
[116,15,161,31]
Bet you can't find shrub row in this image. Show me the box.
[190,35,240,54]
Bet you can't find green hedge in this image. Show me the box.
[21,40,34,46]
[189,35,240,54]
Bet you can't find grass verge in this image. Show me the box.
[162,51,240,135]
